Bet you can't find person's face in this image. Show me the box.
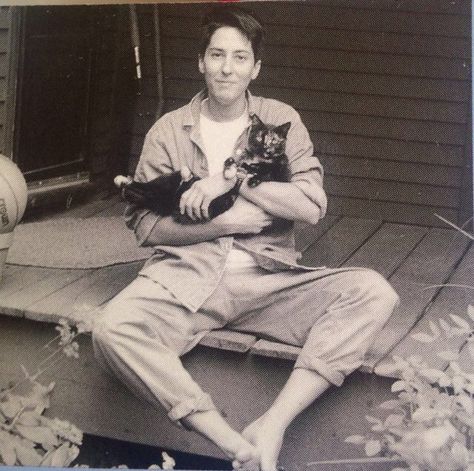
[199,26,261,107]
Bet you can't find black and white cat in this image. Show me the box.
[114,114,291,222]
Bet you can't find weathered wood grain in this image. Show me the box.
[199,330,257,353]
[365,228,471,372]
[376,242,474,373]
[250,339,302,361]
[325,175,460,209]
[161,16,469,59]
[0,268,93,318]
[162,58,470,103]
[49,194,120,220]
[301,217,382,268]
[294,215,340,253]
[165,78,469,124]
[328,197,459,229]
[342,223,428,279]
[160,3,470,38]
[25,261,143,324]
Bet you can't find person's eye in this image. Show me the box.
[211,52,223,58]
[236,55,248,62]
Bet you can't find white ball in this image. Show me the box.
[0,154,28,234]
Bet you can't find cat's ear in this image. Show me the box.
[250,114,264,128]
[276,121,291,138]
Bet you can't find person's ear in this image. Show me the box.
[198,54,205,74]
[251,59,261,80]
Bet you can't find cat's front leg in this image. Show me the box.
[247,175,262,187]
[223,157,238,180]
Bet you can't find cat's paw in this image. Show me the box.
[247,176,261,188]
[114,175,132,188]
[224,158,238,180]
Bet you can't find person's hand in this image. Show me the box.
[179,173,235,221]
[212,197,274,235]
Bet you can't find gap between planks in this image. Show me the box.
[366,228,471,373]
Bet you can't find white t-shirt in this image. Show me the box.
[199,105,257,270]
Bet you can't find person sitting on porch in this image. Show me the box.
[92,6,399,471]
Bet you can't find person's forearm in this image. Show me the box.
[140,215,235,246]
[239,181,322,224]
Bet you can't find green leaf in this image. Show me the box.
[51,443,72,467]
[0,396,22,419]
[449,314,470,331]
[14,442,43,466]
[419,368,443,382]
[422,424,456,450]
[468,342,474,361]
[456,395,473,415]
[391,380,407,393]
[438,374,452,388]
[14,425,59,447]
[161,452,175,470]
[379,400,401,410]
[17,411,41,427]
[0,440,17,466]
[384,414,404,427]
[365,415,382,425]
[410,332,435,343]
[451,441,470,466]
[436,350,459,361]
[439,318,452,333]
[467,305,474,322]
[428,321,440,337]
[364,440,381,457]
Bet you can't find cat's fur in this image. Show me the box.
[115,114,291,222]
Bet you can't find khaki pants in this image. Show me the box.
[93,265,399,424]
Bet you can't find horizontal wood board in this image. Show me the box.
[1,196,472,376]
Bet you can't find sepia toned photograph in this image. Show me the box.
[0,1,472,470]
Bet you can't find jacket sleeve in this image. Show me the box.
[284,109,327,218]
[124,120,174,246]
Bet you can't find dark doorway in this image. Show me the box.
[15,6,94,182]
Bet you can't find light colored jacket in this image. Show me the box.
[125,89,327,312]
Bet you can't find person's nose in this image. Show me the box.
[221,56,232,75]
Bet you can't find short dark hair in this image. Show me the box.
[200,6,264,61]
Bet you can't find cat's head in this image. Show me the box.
[248,114,291,160]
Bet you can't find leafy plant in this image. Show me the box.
[0,320,89,466]
[346,306,474,471]
[0,317,175,468]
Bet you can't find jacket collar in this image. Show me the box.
[183,88,257,127]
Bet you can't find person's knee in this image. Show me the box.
[92,300,136,348]
[352,268,399,311]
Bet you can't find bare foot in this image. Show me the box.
[241,415,286,471]
[231,444,260,471]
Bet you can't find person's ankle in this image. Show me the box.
[259,410,290,432]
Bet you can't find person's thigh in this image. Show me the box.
[226,266,398,347]
[94,275,210,356]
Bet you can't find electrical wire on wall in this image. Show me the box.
[128,5,141,88]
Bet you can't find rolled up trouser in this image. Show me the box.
[92,264,399,424]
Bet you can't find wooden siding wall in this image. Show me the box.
[129,1,471,227]
[87,6,136,184]
[0,7,11,156]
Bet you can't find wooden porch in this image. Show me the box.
[0,193,472,468]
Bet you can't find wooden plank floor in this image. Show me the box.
[0,193,472,375]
